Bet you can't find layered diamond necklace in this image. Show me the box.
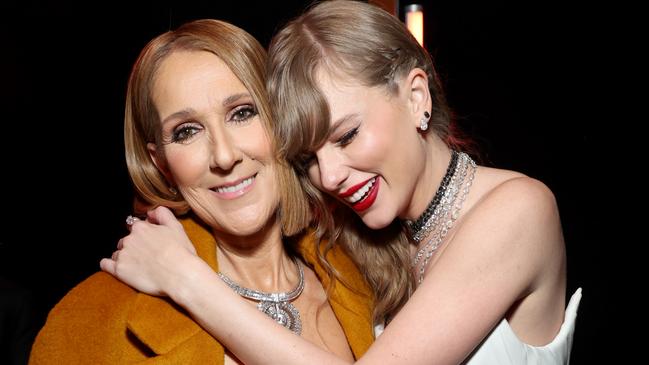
[405,150,476,285]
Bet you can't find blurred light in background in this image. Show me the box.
[405,4,424,46]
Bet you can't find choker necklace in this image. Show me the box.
[217,258,304,335]
[405,150,459,242]
[409,151,476,285]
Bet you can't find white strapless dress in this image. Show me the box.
[463,288,582,364]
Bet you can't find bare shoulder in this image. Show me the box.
[459,166,564,274]
[472,166,559,223]
[457,168,567,340]
[430,166,566,310]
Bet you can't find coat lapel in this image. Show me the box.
[126,216,223,359]
[296,231,375,359]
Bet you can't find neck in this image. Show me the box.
[401,136,453,222]
[214,220,297,293]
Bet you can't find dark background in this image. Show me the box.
[0,0,611,364]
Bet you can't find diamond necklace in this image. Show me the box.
[410,152,476,285]
[217,258,304,335]
[405,150,459,242]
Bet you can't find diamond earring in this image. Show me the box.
[419,111,431,131]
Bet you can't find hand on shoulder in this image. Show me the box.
[100,206,204,299]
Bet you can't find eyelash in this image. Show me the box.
[168,104,258,144]
[336,126,359,146]
[171,122,201,143]
[229,104,257,124]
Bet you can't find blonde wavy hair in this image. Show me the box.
[268,0,455,322]
[124,19,310,236]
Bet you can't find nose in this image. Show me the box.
[209,130,242,172]
[316,148,348,192]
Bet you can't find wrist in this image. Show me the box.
[168,255,215,307]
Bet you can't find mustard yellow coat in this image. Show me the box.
[29,218,374,364]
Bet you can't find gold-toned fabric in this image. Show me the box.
[29,217,374,364]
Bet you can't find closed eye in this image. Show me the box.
[336,127,359,146]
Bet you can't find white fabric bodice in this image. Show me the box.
[463,288,582,364]
[374,288,582,365]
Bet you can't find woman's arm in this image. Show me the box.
[103,177,564,365]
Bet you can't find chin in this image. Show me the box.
[226,216,271,235]
[359,211,395,230]
[228,207,278,236]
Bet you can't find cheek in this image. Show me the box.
[241,123,273,162]
[165,144,210,186]
[355,128,392,167]
[362,110,415,165]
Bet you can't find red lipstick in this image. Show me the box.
[339,177,374,198]
[351,178,379,212]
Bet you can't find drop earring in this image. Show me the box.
[419,111,431,131]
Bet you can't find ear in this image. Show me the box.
[147,142,174,184]
[404,68,431,128]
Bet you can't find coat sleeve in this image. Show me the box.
[29,272,148,364]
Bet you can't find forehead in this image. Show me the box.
[315,67,393,125]
[315,65,359,94]
[152,50,248,111]
[315,69,363,114]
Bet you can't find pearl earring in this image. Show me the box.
[419,111,431,131]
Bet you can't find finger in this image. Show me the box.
[148,206,181,228]
[111,250,119,261]
[99,258,115,275]
[117,238,124,250]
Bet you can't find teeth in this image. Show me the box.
[216,176,254,194]
[346,178,375,204]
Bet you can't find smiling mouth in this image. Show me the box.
[343,177,376,204]
[213,173,257,194]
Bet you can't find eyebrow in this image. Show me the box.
[331,113,360,133]
[222,92,250,107]
[161,108,196,126]
[160,93,252,126]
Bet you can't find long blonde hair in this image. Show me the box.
[268,0,454,322]
[125,19,310,236]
